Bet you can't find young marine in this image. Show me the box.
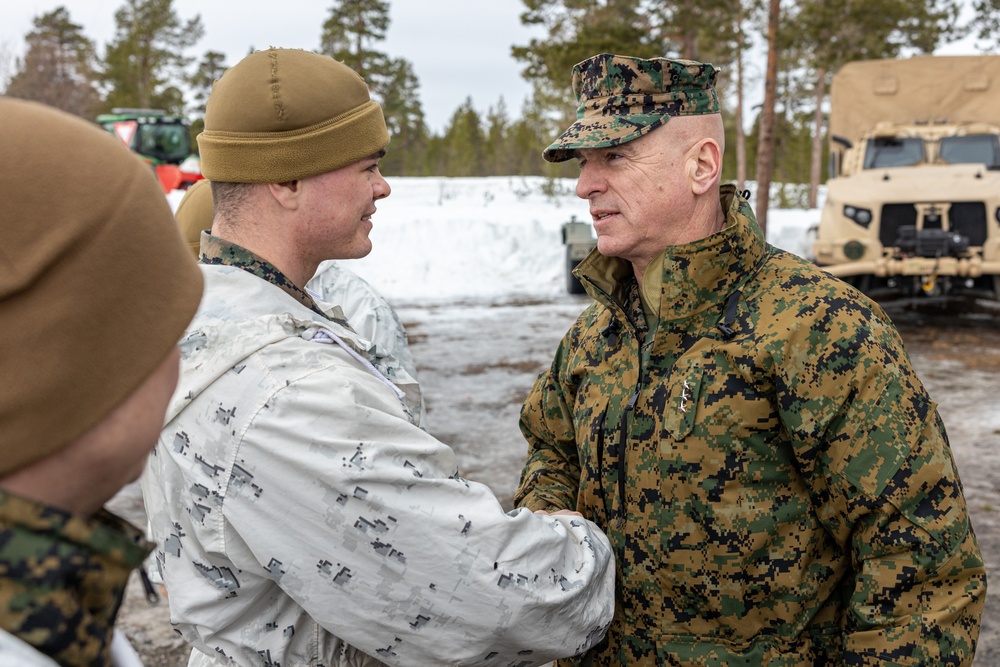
[141,48,615,667]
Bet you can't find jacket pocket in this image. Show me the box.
[662,360,702,441]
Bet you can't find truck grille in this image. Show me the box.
[879,202,988,248]
[880,204,916,247]
[949,202,987,246]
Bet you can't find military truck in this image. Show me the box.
[562,215,597,294]
[812,55,1000,302]
[96,108,204,193]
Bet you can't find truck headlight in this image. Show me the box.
[843,205,873,227]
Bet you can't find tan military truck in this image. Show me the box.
[812,55,1000,302]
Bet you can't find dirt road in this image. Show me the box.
[112,296,1000,665]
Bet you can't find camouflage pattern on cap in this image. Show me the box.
[544,53,720,162]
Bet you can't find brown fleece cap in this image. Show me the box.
[198,48,390,183]
[0,98,204,477]
[175,178,213,257]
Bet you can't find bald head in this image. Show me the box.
[631,114,726,205]
[654,114,725,187]
[694,113,726,155]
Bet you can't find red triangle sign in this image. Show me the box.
[113,121,137,147]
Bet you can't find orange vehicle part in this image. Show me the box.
[154,164,204,194]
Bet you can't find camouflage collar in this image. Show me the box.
[199,233,329,318]
[0,490,150,665]
[577,184,768,322]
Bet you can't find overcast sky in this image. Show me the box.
[0,0,544,134]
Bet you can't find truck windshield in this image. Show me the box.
[863,136,924,169]
[938,134,1000,167]
[137,123,190,164]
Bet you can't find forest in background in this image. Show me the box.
[4,0,1000,224]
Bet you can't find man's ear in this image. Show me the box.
[687,138,722,195]
[267,180,302,210]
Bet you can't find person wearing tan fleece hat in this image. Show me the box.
[141,47,615,667]
[173,176,425,419]
[174,177,213,256]
[0,98,203,665]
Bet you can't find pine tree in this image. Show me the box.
[188,50,227,115]
[320,0,391,79]
[379,58,428,176]
[512,0,750,176]
[101,0,204,113]
[971,0,1000,47]
[318,1,427,174]
[645,0,747,62]
[483,98,511,175]
[754,0,780,234]
[440,98,487,177]
[510,97,570,177]
[512,0,652,120]
[0,44,16,93]
[5,7,101,118]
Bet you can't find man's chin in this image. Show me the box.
[339,240,373,260]
[595,238,620,258]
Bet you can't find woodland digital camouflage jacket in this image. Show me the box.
[516,186,987,666]
[0,490,150,666]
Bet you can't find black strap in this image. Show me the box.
[139,565,161,605]
[716,290,742,340]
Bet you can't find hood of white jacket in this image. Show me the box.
[166,265,421,424]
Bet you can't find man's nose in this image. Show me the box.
[374,172,391,200]
[576,165,605,199]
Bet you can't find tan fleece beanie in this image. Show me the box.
[175,179,214,257]
[0,98,204,477]
[198,48,390,183]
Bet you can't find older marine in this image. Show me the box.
[516,53,987,666]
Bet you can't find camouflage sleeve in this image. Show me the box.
[515,339,584,513]
[777,306,986,665]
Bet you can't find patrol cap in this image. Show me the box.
[544,53,720,162]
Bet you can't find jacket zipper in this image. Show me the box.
[594,409,609,525]
[617,379,641,530]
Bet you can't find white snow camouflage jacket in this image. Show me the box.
[306,260,420,394]
[140,262,614,667]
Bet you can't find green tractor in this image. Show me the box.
[96,108,204,193]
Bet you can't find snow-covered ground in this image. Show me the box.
[169,176,821,304]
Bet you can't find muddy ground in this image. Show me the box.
[109,296,1000,666]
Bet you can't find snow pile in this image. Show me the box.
[170,176,820,303]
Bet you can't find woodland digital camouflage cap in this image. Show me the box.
[543,53,721,162]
